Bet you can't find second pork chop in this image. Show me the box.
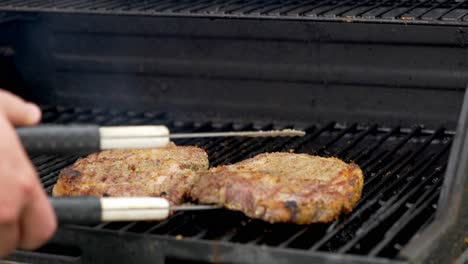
[190,152,364,224]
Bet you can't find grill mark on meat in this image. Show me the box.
[284,200,298,222]
[62,167,81,177]
[191,152,364,224]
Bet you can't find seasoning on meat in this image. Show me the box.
[52,144,209,205]
[190,152,364,224]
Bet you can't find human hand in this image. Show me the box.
[0,90,56,257]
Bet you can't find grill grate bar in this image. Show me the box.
[380,0,433,20]
[316,133,448,252]
[307,128,447,251]
[119,0,157,11]
[361,126,420,171]
[39,157,79,189]
[350,126,400,163]
[306,0,362,17]
[39,0,89,9]
[233,1,278,15]
[209,125,274,166]
[278,0,329,16]
[150,0,198,12]
[140,212,185,234]
[196,125,257,162]
[395,0,436,20]
[344,0,394,18]
[332,0,376,18]
[360,0,409,18]
[250,0,297,15]
[399,0,449,20]
[1,0,36,6]
[440,0,468,20]
[172,0,224,13]
[146,212,192,234]
[37,156,78,176]
[340,163,445,254]
[51,0,92,10]
[192,125,248,153]
[147,0,188,12]
[420,0,465,20]
[312,123,358,156]
[195,124,238,148]
[357,127,441,208]
[278,226,311,247]
[91,0,135,11]
[118,221,138,232]
[296,0,336,16]
[368,170,444,256]
[69,0,119,11]
[136,0,173,12]
[31,155,56,166]
[172,122,214,145]
[96,1,142,11]
[17,0,50,8]
[189,0,242,13]
[284,123,334,151]
[336,124,378,159]
[220,0,263,14]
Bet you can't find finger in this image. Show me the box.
[0,222,19,257]
[0,115,41,254]
[0,90,41,126]
[0,157,25,257]
[18,181,57,250]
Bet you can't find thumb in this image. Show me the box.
[0,90,41,126]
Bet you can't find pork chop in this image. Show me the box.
[52,144,209,205]
[190,152,363,224]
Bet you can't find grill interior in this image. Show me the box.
[1,0,468,24]
[32,105,453,260]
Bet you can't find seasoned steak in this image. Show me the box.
[190,152,363,224]
[52,144,209,205]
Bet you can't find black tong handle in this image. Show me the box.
[49,197,102,225]
[17,125,100,155]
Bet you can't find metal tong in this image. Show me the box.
[50,196,221,225]
[16,124,305,155]
[18,124,305,224]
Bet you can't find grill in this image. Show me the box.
[14,105,451,263]
[1,0,468,263]
[1,0,468,25]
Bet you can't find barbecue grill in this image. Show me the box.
[1,0,468,263]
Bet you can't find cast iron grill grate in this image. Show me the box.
[33,105,452,259]
[1,0,468,25]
